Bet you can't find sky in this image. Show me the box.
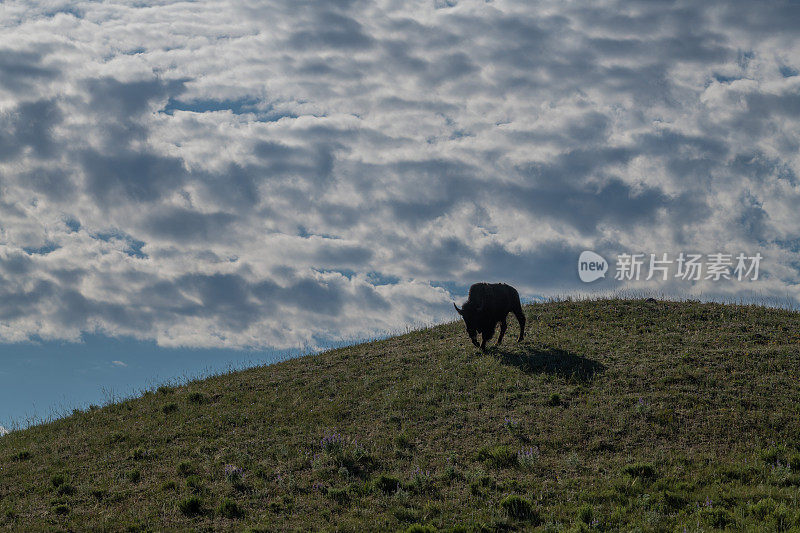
[1,0,799,428]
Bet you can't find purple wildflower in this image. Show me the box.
[224,464,244,482]
[321,431,345,451]
[517,446,540,467]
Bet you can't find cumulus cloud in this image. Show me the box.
[0,425,8,436]
[0,0,798,348]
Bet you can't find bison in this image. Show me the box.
[454,282,525,351]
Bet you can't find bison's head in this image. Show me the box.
[454,303,481,348]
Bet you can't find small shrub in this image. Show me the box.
[130,448,147,460]
[320,434,376,478]
[188,392,206,404]
[326,487,350,505]
[405,525,436,533]
[761,444,786,464]
[653,407,676,427]
[500,495,538,521]
[51,474,67,487]
[469,474,496,496]
[661,490,688,510]
[14,450,30,461]
[375,474,402,494]
[477,446,518,468]
[267,495,294,514]
[699,507,734,529]
[178,496,204,516]
[577,503,594,524]
[218,498,244,519]
[91,488,107,500]
[177,461,194,476]
[53,504,69,516]
[750,497,778,520]
[441,463,463,482]
[106,431,126,444]
[623,462,656,479]
[393,506,422,522]
[720,464,754,483]
[127,469,141,483]
[547,393,562,406]
[395,432,413,449]
[767,461,793,485]
[162,403,178,414]
[186,475,203,492]
[162,481,177,491]
[769,503,793,530]
[57,484,76,496]
[224,464,244,484]
[789,454,800,471]
[253,465,270,479]
[747,497,792,529]
[157,385,174,394]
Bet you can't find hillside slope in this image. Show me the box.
[1,299,800,531]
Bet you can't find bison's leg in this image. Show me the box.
[512,303,526,342]
[480,324,495,351]
[496,317,507,345]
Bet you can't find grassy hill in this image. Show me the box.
[1,298,800,531]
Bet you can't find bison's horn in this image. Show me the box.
[453,303,462,314]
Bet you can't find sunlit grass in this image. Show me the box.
[1,298,799,530]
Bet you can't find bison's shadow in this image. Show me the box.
[495,346,604,382]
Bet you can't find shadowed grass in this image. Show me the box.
[495,346,605,382]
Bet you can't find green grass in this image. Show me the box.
[1,298,800,530]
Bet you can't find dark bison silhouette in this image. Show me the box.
[454,282,525,351]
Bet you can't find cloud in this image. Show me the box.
[0,0,798,348]
[111,360,127,367]
[0,425,8,436]
[0,48,59,93]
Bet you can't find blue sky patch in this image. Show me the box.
[93,230,148,259]
[22,242,60,255]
